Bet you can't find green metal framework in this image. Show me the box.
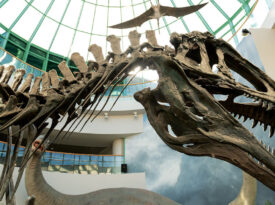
[0,0,259,74]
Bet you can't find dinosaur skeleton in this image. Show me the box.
[0,30,274,203]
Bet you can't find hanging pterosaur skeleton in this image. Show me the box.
[0,29,274,204]
[109,1,208,31]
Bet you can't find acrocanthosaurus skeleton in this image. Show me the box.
[0,30,273,204]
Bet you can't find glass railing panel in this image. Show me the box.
[0,140,125,174]
[63,154,74,165]
[79,155,90,165]
[18,147,24,157]
[103,156,114,161]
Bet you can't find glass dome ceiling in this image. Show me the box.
[0,0,271,74]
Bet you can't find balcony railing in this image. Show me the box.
[0,142,124,175]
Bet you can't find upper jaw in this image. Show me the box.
[134,86,275,190]
[134,50,275,190]
[192,73,275,137]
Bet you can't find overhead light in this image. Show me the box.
[104,112,108,119]
[242,28,251,36]
[133,111,138,118]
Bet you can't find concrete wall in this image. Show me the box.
[0,165,146,205]
[251,28,275,80]
[51,96,144,135]
[94,96,144,112]
[55,112,143,135]
[44,96,145,147]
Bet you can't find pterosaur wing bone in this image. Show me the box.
[109,8,154,29]
[159,3,208,18]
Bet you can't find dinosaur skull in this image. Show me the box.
[134,32,275,190]
[32,139,44,153]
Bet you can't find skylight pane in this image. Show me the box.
[32,0,53,13]
[169,19,188,33]
[109,0,121,7]
[215,0,241,18]
[131,2,144,19]
[121,6,134,23]
[69,32,90,58]
[108,7,123,29]
[12,7,42,40]
[232,10,246,27]
[50,26,74,56]
[85,0,97,4]
[47,0,70,21]
[184,14,208,33]
[107,7,123,37]
[32,18,58,50]
[92,6,108,35]
[62,0,83,28]
[216,24,230,39]
[78,3,95,33]
[0,0,26,29]
[0,0,264,62]
[200,2,227,32]
[98,0,109,7]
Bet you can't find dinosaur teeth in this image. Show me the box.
[238,114,242,119]
[252,120,258,128]
[260,140,263,145]
[267,145,271,152]
[269,127,274,138]
[243,116,248,122]
[264,123,268,131]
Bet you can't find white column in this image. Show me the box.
[112,138,124,155]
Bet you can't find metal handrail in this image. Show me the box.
[0,140,123,157]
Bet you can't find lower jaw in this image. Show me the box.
[182,142,275,191]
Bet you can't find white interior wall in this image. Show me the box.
[0,165,146,205]
[251,28,275,80]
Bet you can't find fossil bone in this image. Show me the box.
[0,30,274,203]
